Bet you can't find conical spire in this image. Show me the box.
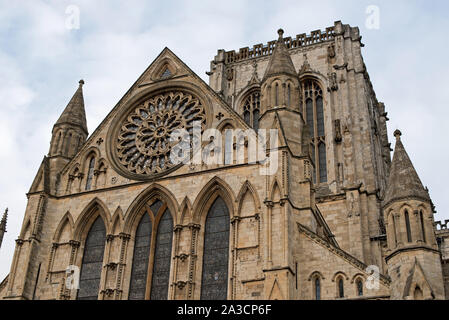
[384,130,430,206]
[263,29,297,80]
[55,80,88,134]
[0,208,7,231]
[0,208,7,249]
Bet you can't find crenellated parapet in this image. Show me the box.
[435,220,449,231]
[223,26,336,64]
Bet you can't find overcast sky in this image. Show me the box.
[0,0,448,281]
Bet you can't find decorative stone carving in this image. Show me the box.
[225,68,234,81]
[334,119,342,143]
[113,90,206,179]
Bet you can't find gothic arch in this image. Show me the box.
[299,73,327,90]
[111,206,124,235]
[216,119,236,132]
[150,57,179,81]
[19,217,32,240]
[235,84,261,114]
[269,179,282,202]
[350,273,366,284]
[331,271,349,282]
[179,196,193,225]
[123,183,179,234]
[192,176,236,223]
[53,211,75,242]
[80,146,101,172]
[308,271,326,281]
[236,180,262,217]
[73,197,112,241]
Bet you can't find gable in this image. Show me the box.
[58,47,251,192]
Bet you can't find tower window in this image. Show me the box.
[338,278,344,298]
[356,279,363,296]
[242,90,261,131]
[420,210,426,243]
[405,210,412,243]
[314,277,321,300]
[302,79,327,184]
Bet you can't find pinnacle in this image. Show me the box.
[54,80,88,135]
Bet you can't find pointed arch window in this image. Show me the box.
[128,199,173,300]
[85,157,95,191]
[405,210,412,243]
[314,277,321,300]
[302,79,327,184]
[338,277,344,298]
[356,279,364,296]
[420,210,426,243]
[77,216,106,300]
[201,196,230,300]
[242,90,261,131]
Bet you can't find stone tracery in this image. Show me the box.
[116,90,206,177]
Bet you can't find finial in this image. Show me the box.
[79,79,85,87]
[277,28,284,40]
[394,129,402,141]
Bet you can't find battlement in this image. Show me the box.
[435,220,449,231]
[224,26,335,64]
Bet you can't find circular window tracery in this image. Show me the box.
[115,90,206,178]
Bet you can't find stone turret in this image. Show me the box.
[47,80,88,192]
[49,80,88,159]
[0,208,7,249]
[260,29,301,114]
[384,130,445,299]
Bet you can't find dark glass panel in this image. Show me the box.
[201,197,230,300]
[338,278,344,298]
[357,279,363,296]
[150,209,173,300]
[128,213,152,300]
[253,109,260,132]
[316,96,325,137]
[77,216,106,300]
[306,98,314,136]
[85,157,95,191]
[315,278,321,300]
[405,211,412,243]
[318,143,327,183]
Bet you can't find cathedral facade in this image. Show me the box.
[1,21,448,300]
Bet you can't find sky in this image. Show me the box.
[0,0,448,281]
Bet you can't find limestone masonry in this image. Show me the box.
[0,21,448,300]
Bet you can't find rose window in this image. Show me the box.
[115,90,206,176]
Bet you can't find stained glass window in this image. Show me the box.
[302,79,327,184]
[128,213,152,300]
[85,157,95,191]
[242,90,260,131]
[128,199,173,300]
[150,209,173,300]
[200,197,230,300]
[77,216,106,300]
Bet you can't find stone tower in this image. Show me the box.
[384,130,445,299]
[0,208,8,249]
[47,80,88,192]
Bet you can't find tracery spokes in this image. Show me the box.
[117,91,206,175]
